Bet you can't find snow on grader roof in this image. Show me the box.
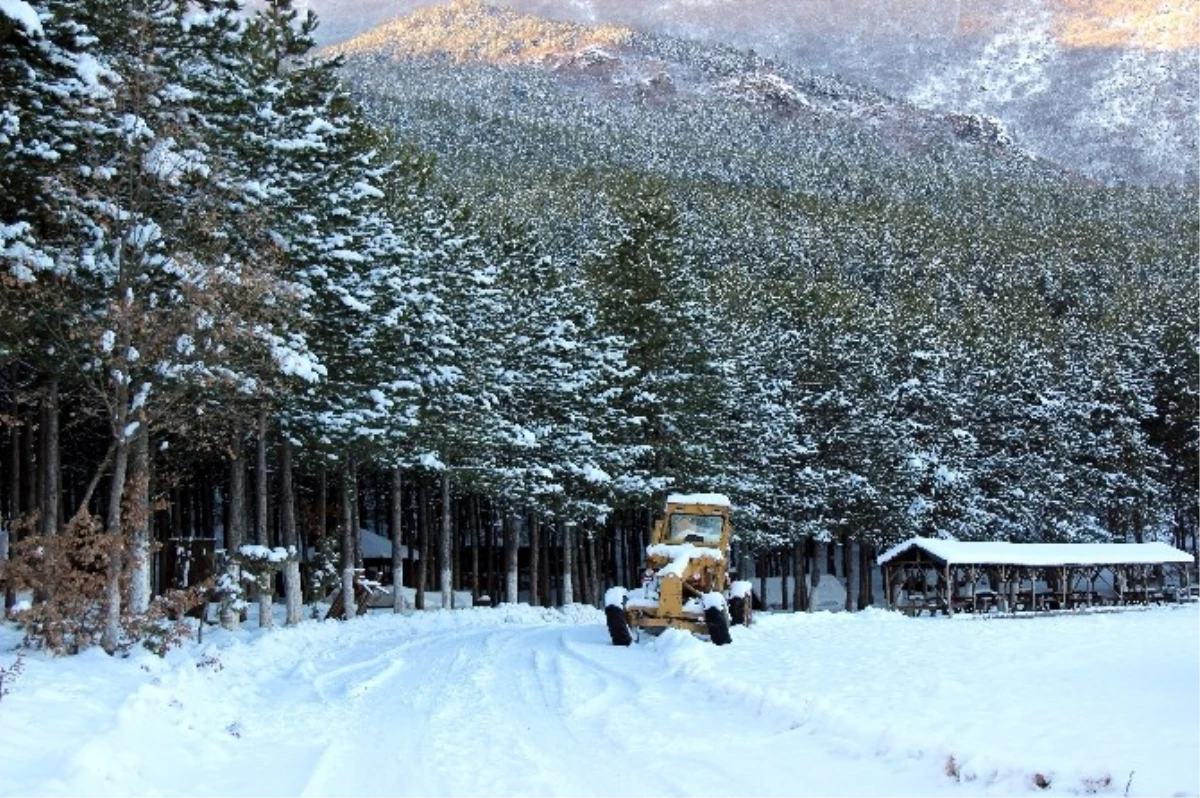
[877,537,1194,567]
[665,492,731,507]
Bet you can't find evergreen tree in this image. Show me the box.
[583,178,721,500]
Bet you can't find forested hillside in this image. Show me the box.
[1,0,1195,655]
[330,1,1198,572]
[301,0,1200,186]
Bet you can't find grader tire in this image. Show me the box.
[605,604,633,646]
[704,605,732,646]
[729,595,752,627]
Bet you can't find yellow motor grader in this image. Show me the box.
[604,493,753,646]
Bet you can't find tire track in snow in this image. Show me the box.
[247,616,1013,797]
[295,623,755,797]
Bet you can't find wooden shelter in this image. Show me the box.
[877,538,1196,616]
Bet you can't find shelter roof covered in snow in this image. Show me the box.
[877,537,1194,568]
[360,529,413,560]
[308,530,415,561]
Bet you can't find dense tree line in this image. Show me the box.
[336,4,1197,600]
[1,0,1196,653]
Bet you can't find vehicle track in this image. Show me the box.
[292,623,766,797]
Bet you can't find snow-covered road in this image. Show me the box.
[2,603,1196,797]
[282,621,963,798]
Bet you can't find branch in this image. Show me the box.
[71,440,116,523]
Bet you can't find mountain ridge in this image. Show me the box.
[301,0,1198,185]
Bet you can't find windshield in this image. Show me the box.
[667,513,723,545]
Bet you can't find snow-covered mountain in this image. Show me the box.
[292,0,1198,185]
[315,0,1076,259]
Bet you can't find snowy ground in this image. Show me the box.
[1,602,1196,797]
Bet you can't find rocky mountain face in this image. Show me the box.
[296,0,1198,186]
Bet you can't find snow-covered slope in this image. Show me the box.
[295,0,1198,185]
[1,602,1196,796]
[319,0,1074,256]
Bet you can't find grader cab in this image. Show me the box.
[604,493,753,646]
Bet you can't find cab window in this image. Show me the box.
[668,513,722,544]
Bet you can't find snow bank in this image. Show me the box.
[651,605,1199,797]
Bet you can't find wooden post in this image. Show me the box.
[944,564,953,616]
[997,565,1012,612]
[883,563,893,609]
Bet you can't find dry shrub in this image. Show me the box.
[6,512,111,654]
[0,653,24,703]
[5,512,209,656]
[124,583,212,657]
[1033,772,1052,790]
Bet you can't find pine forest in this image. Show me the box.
[1,0,1196,655]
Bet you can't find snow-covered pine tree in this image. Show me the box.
[582,178,723,502]
[1,0,308,651]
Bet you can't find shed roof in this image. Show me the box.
[361,529,414,560]
[877,537,1194,568]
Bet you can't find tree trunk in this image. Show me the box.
[416,476,428,610]
[858,542,874,610]
[528,511,540,607]
[220,431,246,631]
[0,522,9,612]
[842,535,854,612]
[127,419,152,614]
[808,538,821,611]
[312,462,327,603]
[351,459,362,568]
[578,532,589,604]
[38,373,59,537]
[23,392,36,519]
[485,504,496,603]
[780,549,789,611]
[561,521,575,605]
[340,460,357,620]
[7,365,20,523]
[255,410,272,629]
[587,531,601,606]
[624,513,638,590]
[440,472,453,609]
[585,533,596,605]
[372,479,383,546]
[793,539,808,612]
[470,495,481,604]
[504,511,519,604]
[391,467,405,612]
[759,551,768,610]
[100,390,130,655]
[453,496,464,591]
[279,437,302,625]
[5,374,21,611]
[539,516,551,607]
